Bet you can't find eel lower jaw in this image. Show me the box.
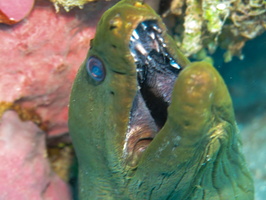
[123,20,182,167]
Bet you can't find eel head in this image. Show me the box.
[69,0,254,199]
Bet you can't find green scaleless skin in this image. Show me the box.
[69,0,254,199]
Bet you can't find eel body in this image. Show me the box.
[69,0,254,199]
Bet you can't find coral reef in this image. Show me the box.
[48,0,266,62]
[50,0,97,12]
[166,0,266,61]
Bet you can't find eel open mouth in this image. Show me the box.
[124,20,182,166]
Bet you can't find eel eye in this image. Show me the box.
[86,56,105,82]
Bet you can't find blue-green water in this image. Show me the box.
[216,32,266,121]
[215,32,266,200]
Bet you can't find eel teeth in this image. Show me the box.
[141,22,148,30]
[152,24,162,33]
[132,29,139,40]
[129,20,182,76]
[147,55,152,61]
[156,34,164,43]
[149,31,155,40]
[163,51,169,57]
[131,51,138,62]
[135,43,148,56]
[170,59,181,69]
[154,40,160,52]
[130,36,136,43]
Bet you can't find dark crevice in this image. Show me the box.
[140,85,168,128]
[158,0,172,15]
[109,25,117,30]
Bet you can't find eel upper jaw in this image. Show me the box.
[123,20,182,167]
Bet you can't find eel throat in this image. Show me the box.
[124,20,182,166]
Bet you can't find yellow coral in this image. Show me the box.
[167,0,266,62]
[49,0,98,12]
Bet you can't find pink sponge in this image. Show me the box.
[0,0,35,24]
[0,110,72,200]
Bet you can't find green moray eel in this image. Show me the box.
[68,0,254,199]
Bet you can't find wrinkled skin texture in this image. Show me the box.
[69,0,254,199]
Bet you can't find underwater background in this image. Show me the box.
[0,0,265,199]
[215,32,266,200]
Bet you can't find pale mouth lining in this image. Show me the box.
[123,20,182,166]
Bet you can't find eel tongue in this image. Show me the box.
[0,0,35,25]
